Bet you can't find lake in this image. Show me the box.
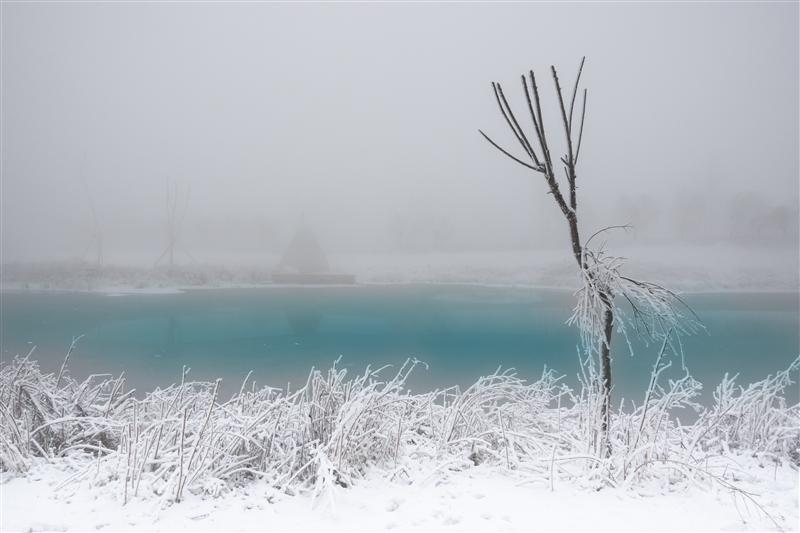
[1,286,797,405]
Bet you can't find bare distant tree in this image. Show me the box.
[155,180,194,268]
[82,182,104,267]
[80,154,104,267]
[479,58,701,454]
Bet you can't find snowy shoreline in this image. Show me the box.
[3,246,797,295]
[2,282,799,299]
[0,247,799,294]
[1,355,797,532]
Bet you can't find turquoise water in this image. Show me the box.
[1,286,797,404]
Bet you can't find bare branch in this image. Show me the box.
[478,130,540,171]
[492,83,538,166]
[568,56,586,133]
[521,74,546,166]
[528,70,553,172]
[575,89,587,165]
[584,224,632,249]
[551,65,577,211]
[495,83,541,166]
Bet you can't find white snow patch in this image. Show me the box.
[2,454,796,532]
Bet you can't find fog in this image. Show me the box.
[2,2,798,264]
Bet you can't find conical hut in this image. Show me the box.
[277,224,329,274]
[272,224,355,284]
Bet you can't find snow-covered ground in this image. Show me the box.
[2,452,797,532]
[1,354,798,532]
[2,245,797,293]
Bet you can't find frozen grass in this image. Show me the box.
[1,347,797,529]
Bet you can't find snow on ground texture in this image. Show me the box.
[2,353,798,532]
[2,453,797,532]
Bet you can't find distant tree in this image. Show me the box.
[674,192,710,244]
[82,179,104,267]
[726,191,775,244]
[155,180,193,268]
[616,193,660,241]
[431,215,453,252]
[479,58,701,454]
[388,213,408,251]
[757,205,796,242]
[79,154,104,267]
[257,216,280,252]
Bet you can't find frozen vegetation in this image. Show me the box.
[1,351,798,531]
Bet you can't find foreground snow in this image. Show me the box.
[2,452,797,532]
[1,352,798,532]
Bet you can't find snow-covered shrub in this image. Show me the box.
[688,357,800,460]
[0,343,127,472]
[0,345,797,510]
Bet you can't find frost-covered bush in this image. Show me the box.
[0,346,797,509]
[0,343,128,472]
[689,358,800,460]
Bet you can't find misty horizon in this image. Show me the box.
[2,2,798,264]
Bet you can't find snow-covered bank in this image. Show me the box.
[2,452,797,531]
[1,354,798,532]
[336,246,799,293]
[2,245,797,294]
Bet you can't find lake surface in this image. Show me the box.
[1,286,797,404]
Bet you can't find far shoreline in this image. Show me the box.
[1,281,799,296]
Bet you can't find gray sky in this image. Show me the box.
[2,2,798,262]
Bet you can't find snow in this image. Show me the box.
[334,246,798,293]
[2,353,798,532]
[2,452,797,532]
[1,245,797,294]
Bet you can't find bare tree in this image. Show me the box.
[79,154,104,267]
[155,180,194,268]
[82,183,104,267]
[479,58,701,454]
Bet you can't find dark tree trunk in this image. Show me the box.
[599,295,614,456]
[571,214,614,457]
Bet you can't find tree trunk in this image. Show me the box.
[567,213,614,455]
[599,293,614,457]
